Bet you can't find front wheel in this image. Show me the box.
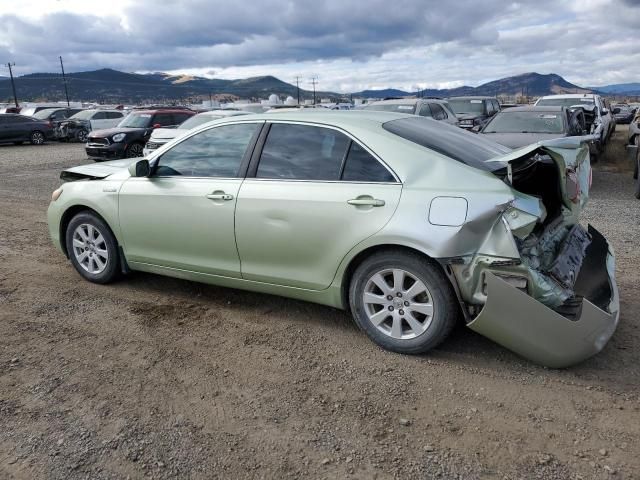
[30,130,45,145]
[125,142,144,158]
[76,129,88,143]
[65,212,120,284]
[349,251,459,354]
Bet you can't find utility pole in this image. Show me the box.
[5,62,19,108]
[209,91,213,108]
[295,76,301,104]
[310,76,318,105]
[59,56,70,107]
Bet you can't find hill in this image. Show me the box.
[0,68,335,103]
[589,82,640,95]
[355,73,592,99]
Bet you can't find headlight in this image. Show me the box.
[51,188,63,201]
[112,133,126,142]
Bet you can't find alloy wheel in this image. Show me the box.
[31,131,45,145]
[362,268,434,340]
[72,223,109,274]
[126,143,144,158]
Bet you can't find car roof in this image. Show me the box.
[499,105,565,113]
[447,96,496,100]
[196,110,250,117]
[130,109,195,114]
[538,93,596,99]
[207,110,414,130]
[368,98,450,106]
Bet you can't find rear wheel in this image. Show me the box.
[125,142,144,158]
[65,212,120,284]
[29,130,45,145]
[349,250,459,354]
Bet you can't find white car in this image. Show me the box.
[535,94,613,154]
[142,110,251,156]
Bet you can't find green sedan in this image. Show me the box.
[47,111,619,367]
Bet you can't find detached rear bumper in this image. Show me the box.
[468,225,619,368]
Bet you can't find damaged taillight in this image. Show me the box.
[566,169,580,204]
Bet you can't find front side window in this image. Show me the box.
[256,124,350,180]
[155,123,259,177]
[153,113,174,126]
[341,142,395,182]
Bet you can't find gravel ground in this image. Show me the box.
[0,126,639,479]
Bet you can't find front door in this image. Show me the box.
[235,122,402,290]
[118,122,262,277]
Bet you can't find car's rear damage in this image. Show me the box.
[444,137,619,367]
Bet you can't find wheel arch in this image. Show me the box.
[339,243,457,312]
[59,204,118,258]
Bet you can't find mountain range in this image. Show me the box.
[0,69,638,104]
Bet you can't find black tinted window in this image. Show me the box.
[93,111,108,120]
[382,116,511,172]
[153,113,174,126]
[429,103,447,120]
[172,113,192,125]
[156,123,258,177]
[106,111,122,119]
[342,142,395,182]
[257,124,350,180]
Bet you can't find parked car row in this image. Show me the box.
[627,108,640,199]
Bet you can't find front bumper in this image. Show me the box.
[467,225,619,368]
[85,142,127,160]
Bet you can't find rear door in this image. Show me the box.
[235,122,402,290]
[90,111,111,130]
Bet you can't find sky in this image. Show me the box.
[0,0,638,93]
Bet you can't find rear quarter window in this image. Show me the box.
[382,116,511,171]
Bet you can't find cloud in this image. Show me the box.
[0,0,638,91]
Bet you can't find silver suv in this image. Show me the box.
[363,98,458,125]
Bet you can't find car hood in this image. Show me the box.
[149,128,185,141]
[60,159,134,181]
[481,132,566,149]
[89,127,146,138]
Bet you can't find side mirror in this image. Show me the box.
[128,159,150,177]
[152,123,162,129]
[601,108,609,116]
[612,108,621,114]
[471,125,482,133]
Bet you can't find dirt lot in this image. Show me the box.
[1,126,639,479]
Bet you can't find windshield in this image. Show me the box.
[364,103,417,114]
[484,111,565,134]
[118,113,152,128]
[32,109,58,119]
[179,114,225,130]
[70,110,96,120]
[382,116,511,172]
[537,98,594,108]
[447,99,486,115]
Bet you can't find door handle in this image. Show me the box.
[347,198,385,207]
[206,193,234,201]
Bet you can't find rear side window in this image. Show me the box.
[107,111,123,119]
[153,113,174,126]
[93,111,108,120]
[156,123,259,177]
[172,113,192,125]
[429,103,447,120]
[341,142,395,182]
[382,116,511,172]
[256,124,350,180]
[418,104,433,117]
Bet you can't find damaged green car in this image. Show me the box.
[47,112,619,367]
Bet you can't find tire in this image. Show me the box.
[29,130,45,145]
[125,142,144,158]
[76,129,88,143]
[349,250,459,354]
[65,212,120,284]
[635,155,640,199]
